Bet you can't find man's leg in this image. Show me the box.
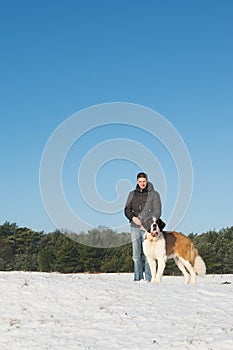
[131,226,143,281]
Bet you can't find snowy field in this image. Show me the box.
[0,272,232,350]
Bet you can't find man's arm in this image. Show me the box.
[153,191,162,219]
[124,192,134,221]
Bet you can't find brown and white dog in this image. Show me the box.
[142,217,206,284]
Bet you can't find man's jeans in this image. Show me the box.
[131,225,151,281]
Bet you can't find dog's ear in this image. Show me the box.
[157,218,166,230]
[142,217,152,232]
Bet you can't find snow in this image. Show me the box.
[0,272,232,350]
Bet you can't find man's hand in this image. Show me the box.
[132,216,142,226]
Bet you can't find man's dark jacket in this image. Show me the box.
[124,182,162,227]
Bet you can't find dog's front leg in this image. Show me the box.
[155,258,166,283]
[147,258,157,282]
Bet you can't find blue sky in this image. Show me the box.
[0,0,232,235]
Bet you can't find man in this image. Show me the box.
[124,172,162,281]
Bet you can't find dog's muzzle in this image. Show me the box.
[150,223,160,238]
[151,230,159,238]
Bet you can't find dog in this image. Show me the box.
[142,217,206,284]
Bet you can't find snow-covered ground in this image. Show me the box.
[0,272,232,350]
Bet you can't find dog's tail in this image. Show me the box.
[190,244,206,276]
[193,252,206,276]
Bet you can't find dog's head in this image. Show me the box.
[143,217,166,239]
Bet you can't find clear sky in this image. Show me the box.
[0,0,232,235]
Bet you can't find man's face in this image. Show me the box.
[137,177,147,190]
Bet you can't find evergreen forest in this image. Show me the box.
[0,221,232,275]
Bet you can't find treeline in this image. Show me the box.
[0,221,232,275]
